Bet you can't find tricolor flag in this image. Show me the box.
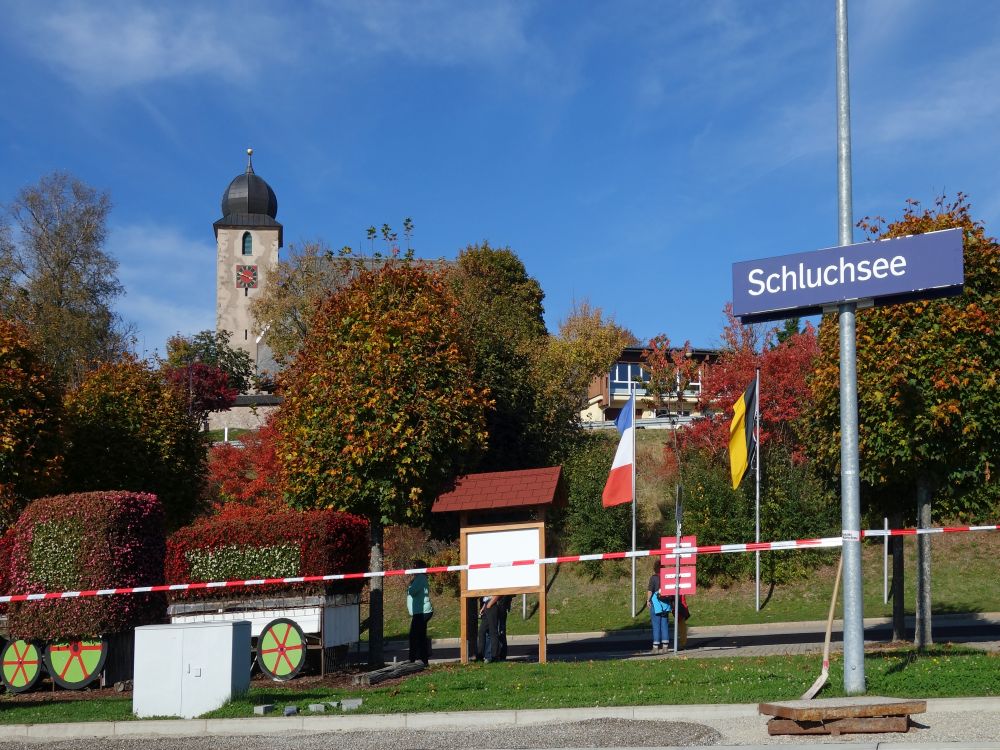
[602,393,635,507]
[728,378,758,489]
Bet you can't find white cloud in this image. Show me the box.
[107,223,216,356]
[6,1,290,91]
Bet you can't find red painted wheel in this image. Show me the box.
[256,618,306,681]
[1,639,43,693]
[44,637,108,690]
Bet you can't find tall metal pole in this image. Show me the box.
[630,380,638,618]
[836,0,866,695]
[754,367,761,612]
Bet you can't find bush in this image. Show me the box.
[563,432,631,576]
[5,491,166,640]
[165,509,369,601]
[668,446,839,586]
[206,422,286,514]
[62,357,206,530]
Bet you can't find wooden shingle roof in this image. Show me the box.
[432,466,565,513]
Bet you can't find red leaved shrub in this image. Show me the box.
[165,509,369,601]
[5,492,167,640]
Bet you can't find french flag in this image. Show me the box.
[602,393,635,507]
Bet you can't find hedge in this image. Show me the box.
[5,491,166,640]
[165,509,370,601]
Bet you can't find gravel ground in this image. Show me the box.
[2,709,1000,748]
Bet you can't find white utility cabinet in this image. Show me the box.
[133,620,251,719]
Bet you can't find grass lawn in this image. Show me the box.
[1,647,994,724]
[377,531,1000,641]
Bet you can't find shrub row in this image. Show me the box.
[165,509,370,600]
[6,491,166,640]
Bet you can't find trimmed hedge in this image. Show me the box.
[6,491,167,640]
[165,509,370,600]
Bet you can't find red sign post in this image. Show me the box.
[659,535,697,596]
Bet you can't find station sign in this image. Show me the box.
[732,228,964,324]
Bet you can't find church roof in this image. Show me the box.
[215,149,283,246]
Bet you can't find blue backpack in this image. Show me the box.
[651,592,672,615]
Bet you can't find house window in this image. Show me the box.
[242,232,252,256]
[610,362,649,395]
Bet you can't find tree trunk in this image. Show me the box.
[891,511,905,642]
[915,476,933,650]
[368,520,384,667]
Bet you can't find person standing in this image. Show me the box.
[647,559,671,652]
[476,595,500,662]
[407,560,433,665]
[496,594,514,660]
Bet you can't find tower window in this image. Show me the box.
[242,232,253,255]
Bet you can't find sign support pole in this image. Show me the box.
[836,0,866,695]
[754,367,761,612]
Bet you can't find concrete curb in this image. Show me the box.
[3,697,999,740]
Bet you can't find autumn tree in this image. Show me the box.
[802,194,1000,648]
[681,306,819,459]
[534,300,637,456]
[62,356,207,529]
[0,173,133,385]
[251,225,413,367]
[449,242,550,470]
[274,259,488,664]
[0,320,63,528]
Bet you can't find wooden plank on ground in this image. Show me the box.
[767,716,909,735]
[759,696,926,721]
[352,661,424,686]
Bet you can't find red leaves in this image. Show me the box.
[207,422,286,513]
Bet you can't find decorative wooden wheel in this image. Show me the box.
[1,639,43,693]
[43,637,108,690]
[256,618,306,681]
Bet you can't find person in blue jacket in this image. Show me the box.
[407,560,433,665]
[647,558,671,652]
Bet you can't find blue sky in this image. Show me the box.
[2,0,998,357]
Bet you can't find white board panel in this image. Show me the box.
[467,527,540,591]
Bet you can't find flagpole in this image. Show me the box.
[630,380,637,618]
[755,367,761,612]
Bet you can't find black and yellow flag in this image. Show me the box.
[728,378,757,489]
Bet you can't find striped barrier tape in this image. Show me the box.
[1,524,997,604]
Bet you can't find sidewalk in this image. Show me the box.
[380,612,1000,663]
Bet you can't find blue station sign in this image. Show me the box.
[732,228,964,323]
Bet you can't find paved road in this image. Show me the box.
[381,612,1000,663]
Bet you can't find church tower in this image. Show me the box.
[213,148,282,377]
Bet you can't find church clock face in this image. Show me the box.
[235,264,258,289]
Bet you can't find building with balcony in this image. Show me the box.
[581,346,718,428]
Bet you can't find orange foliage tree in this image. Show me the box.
[274,259,489,663]
[802,195,1000,647]
[0,320,62,528]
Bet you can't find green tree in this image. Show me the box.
[0,172,133,385]
[562,432,630,575]
[274,259,488,664]
[0,319,63,528]
[62,357,207,530]
[162,329,255,394]
[448,242,550,470]
[802,194,1000,648]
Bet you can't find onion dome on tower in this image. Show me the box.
[213,148,283,247]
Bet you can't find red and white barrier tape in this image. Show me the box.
[1,524,996,604]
